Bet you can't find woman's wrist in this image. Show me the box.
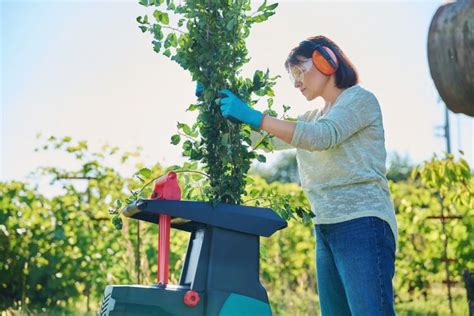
[259,113,267,129]
[258,114,297,144]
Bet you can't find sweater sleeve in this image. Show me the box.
[290,90,380,151]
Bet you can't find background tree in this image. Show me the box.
[1,137,471,315]
[387,152,415,182]
[251,151,300,185]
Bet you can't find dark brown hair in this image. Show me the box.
[285,35,359,89]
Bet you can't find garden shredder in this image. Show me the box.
[99,172,287,315]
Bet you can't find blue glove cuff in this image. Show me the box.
[248,108,264,129]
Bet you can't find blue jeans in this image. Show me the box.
[314,216,396,316]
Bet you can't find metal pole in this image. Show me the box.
[445,107,451,154]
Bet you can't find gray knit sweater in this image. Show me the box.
[250,84,398,249]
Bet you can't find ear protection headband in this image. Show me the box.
[300,40,339,76]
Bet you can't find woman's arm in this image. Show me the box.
[257,91,380,152]
[216,85,374,153]
[249,128,294,153]
[260,115,297,145]
[250,110,313,152]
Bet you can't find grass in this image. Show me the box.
[2,286,469,315]
[395,286,468,316]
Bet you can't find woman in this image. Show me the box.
[215,35,398,316]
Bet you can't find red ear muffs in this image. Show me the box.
[312,45,339,76]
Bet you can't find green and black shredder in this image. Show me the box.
[99,172,287,315]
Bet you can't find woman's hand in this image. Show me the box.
[193,83,294,142]
[195,82,204,98]
[218,89,264,129]
[194,84,263,128]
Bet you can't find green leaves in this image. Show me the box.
[251,68,278,99]
[5,131,474,313]
[247,1,279,24]
[186,103,200,112]
[257,154,266,163]
[138,16,154,35]
[153,10,169,25]
[137,1,285,206]
[266,3,278,11]
[257,0,268,11]
[253,70,264,90]
[152,24,163,40]
[138,168,152,178]
[177,122,197,137]
[390,153,473,301]
[1,136,161,309]
[413,153,472,199]
[139,0,164,6]
[257,0,279,12]
[115,199,122,209]
[178,33,189,47]
[226,18,236,31]
[136,15,149,24]
[112,214,123,230]
[170,134,180,145]
[164,33,178,48]
[152,40,162,53]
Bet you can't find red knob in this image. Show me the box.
[183,290,200,307]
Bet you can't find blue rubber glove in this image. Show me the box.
[195,82,204,98]
[195,83,238,123]
[218,89,264,129]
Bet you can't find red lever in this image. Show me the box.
[150,172,181,286]
[158,214,170,284]
[183,290,200,307]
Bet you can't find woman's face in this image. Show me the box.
[289,56,330,101]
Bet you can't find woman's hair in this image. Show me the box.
[284,35,359,89]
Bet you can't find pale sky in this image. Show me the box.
[2,0,473,187]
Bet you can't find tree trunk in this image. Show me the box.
[427,0,474,117]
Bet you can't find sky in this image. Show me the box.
[1,0,473,188]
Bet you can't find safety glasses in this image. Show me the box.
[288,59,313,85]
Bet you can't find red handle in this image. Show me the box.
[150,172,181,286]
[157,214,171,285]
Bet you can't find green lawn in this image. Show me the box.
[3,286,469,315]
[395,286,468,316]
